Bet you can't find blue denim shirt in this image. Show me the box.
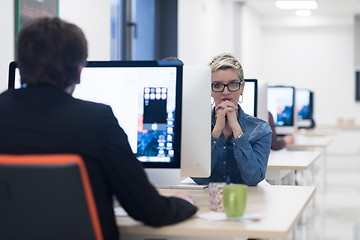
[192,107,272,186]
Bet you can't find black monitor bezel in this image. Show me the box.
[296,88,314,121]
[244,79,258,118]
[8,61,17,89]
[8,60,183,169]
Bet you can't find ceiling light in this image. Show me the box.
[275,1,318,10]
[295,9,312,16]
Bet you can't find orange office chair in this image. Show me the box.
[0,154,103,240]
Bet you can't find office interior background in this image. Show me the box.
[2,0,360,126]
[1,1,360,239]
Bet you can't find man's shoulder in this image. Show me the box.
[72,97,110,109]
[70,98,114,118]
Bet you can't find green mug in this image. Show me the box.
[223,184,247,219]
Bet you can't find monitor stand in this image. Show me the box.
[276,126,296,136]
[145,168,208,190]
[298,119,313,129]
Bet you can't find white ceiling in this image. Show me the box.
[243,0,360,17]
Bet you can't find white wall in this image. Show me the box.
[261,18,359,125]
[178,1,264,78]
[236,3,263,80]
[0,0,110,93]
[59,0,110,61]
[178,0,236,65]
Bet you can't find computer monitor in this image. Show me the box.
[296,89,315,129]
[8,60,212,187]
[267,86,296,135]
[241,79,257,117]
[181,65,211,178]
[241,79,268,122]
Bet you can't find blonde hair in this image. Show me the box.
[209,53,244,81]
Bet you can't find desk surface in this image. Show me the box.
[117,185,316,239]
[296,128,340,136]
[267,149,321,170]
[287,135,333,149]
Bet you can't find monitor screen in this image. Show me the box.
[267,86,295,127]
[8,61,182,170]
[296,89,313,120]
[241,79,257,117]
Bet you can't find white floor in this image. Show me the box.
[293,152,360,240]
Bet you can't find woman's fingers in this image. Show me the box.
[215,100,238,111]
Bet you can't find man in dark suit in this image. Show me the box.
[0,17,197,240]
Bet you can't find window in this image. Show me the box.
[111,0,178,60]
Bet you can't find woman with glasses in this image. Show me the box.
[192,53,272,186]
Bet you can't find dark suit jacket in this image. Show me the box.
[0,85,196,240]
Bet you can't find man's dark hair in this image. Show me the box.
[17,17,88,89]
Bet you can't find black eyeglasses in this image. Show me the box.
[211,82,242,92]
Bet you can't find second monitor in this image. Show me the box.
[296,89,315,129]
[241,79,257,117]
[268,86,296,136]
[241,79,268,122]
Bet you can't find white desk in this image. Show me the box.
[287,135,333,192]
[117,185,316,239]
[295,128,340,137]
[287,135,333,149]
[266,149,321,185]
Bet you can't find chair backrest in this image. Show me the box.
[0,154,103,240]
